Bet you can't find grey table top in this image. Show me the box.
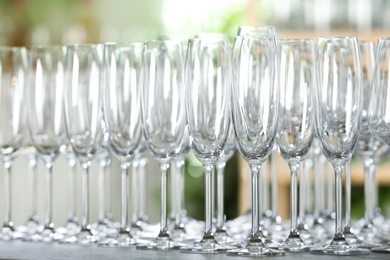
[0,240,389,260]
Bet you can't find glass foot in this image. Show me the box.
[98,229,139,247]
[310,235,370,256]
[355,224,384,249]
[227,240,285,256]
[61,227,98,245]
[371,246,390,253]
[136,234,183,251]
[279,232,310,252]
[1,223,23,240]
[180,236,226,254]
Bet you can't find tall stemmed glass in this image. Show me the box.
[102,42,144,246]
[227,35,285,257]
[137,39,186,250]
[367,37,390,254]
[63,44,104,244]
[354,41,390,248]
[0,47,27,240]
[311,36,369,255]
[26,45,67,242]
[180,37,232,254]
[276,39,315,252]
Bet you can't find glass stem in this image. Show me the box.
[262,159,269,216]
[363,161,375,225]
[105,159,112,220]
[131,161,139,224]
[158,162,170,238]
[80,161,91,230]
[138,158,147,220]
[3,159,12,228]
[314,154,323,219]
[270,149,279,217]
[170,160,177,220]
[289,162,299,233]
[175,159,185,227]
[98,160,105,223]
[371,166,378,213]
[250,164,261,236]
[204,164,214,237]
[334,164,344,237]
[28,154,38,220]
[345,162,351,227]
[299,162,306,225]
[44,158,54,230]
[68,155,77,222]
[216,162,225,230]
[327,162,335,215]
[120,162,130,232]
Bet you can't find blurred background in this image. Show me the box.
[1,0,390,227]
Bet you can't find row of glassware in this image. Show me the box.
[0,25,390,257]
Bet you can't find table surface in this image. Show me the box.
[0,240,389,260]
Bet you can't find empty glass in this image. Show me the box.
[102,42,144,246]
[276,39,315,252]
[311,36,369,256]
[137,39,186,250]
[26,45,67,242]
[368,37,390,254]
[227,35,285,256]
[63,44,104,244]
[0,47,28,241]
[181,37,232,254]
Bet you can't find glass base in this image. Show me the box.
[226,242,285,256]
[1,223,23,240]
[356,224,384,249]
[310,236,370,256]
[213,228,240,248]
[24,224,63,242]
[180,236,226,254]
[61,227,98,245]
[56,219,80,237]
[136,234,183,251]
[371,246,390,253]
[98,229,139,247]
[279,232,310,252]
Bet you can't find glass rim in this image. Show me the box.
[278,38,314,44]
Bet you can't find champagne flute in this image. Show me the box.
[0,47,27,240]
[310,36,369,255]
[367,37,390,254]
[180,36,232,254]
[137,39,186,250]
[102,42,144,246]
[26,45,67,242]
[63,44,104,244]
[276,39,315,252]
[227,35,285,256]
[354,41,390,248]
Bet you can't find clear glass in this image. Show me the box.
[63,44,104,244]
[311,36,369,255]
[367,37,390,254]
[137,39,186,250]
[0,47,27,241]
[276,39,315,252]
[354,41,389,248]
[26,45,67,242]
[101,42,144,246]
[227,35,285,257]
[180,37,232,254]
